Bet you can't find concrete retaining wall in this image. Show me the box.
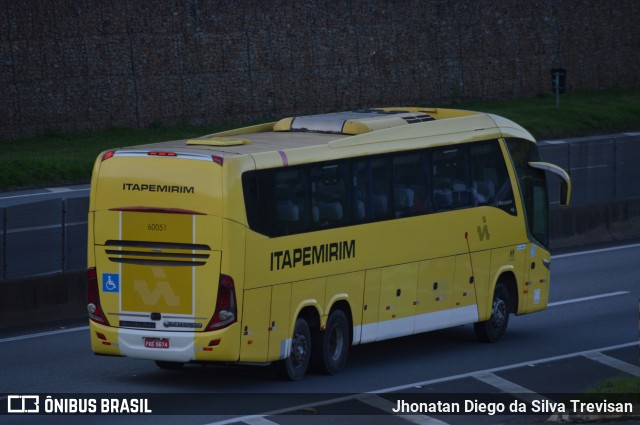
[2,0,639,141]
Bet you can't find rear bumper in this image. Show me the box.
[119,328,196,363]
[89,321,241,363]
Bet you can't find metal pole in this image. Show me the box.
[612,138,617,200]
[61,199,66,272]
[1,207,6,281]
[555,73,560,109]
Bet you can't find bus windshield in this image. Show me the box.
[506,138,549,247]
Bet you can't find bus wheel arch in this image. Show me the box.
[497,271,518,314]
[274,306,319,381]
[475,273,516,343]
[311,301,352,375]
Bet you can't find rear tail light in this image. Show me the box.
[212,155,224,166]
[87,267,110,325]
[206,275,237,331]
[101,150,116,161]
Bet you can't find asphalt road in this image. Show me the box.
[1,242,639,424]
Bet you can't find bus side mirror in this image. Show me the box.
[528,161,571,207]
[559,180,569,207]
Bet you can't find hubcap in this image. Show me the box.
[291,333,308,367]
[491,298,507,330]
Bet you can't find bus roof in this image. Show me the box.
[122,107,534,160]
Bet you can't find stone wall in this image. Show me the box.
[1,0,639,141]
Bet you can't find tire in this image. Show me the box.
[313,309,350,375]
[154,360,184,370]
[474,282,510,343]
[274,317,312,381]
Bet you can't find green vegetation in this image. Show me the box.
[581,376,640,405]
[454,88,640,140]
[1,88,639,192]
[588,375,640,395]
[0,124,231,191]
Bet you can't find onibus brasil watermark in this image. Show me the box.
[392,398,635,415]
[7,395,151,414]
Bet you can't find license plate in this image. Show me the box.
[143,337,169,349]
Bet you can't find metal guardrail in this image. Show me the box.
[1,134,639,282]
[541,134,640,206]
[0,197,88,281]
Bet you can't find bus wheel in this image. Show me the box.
[474,282,510,343]
[315,309,350,375]
[274,317,311,381]
[154,361,184,370]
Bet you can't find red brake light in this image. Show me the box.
[206,275,237,331]
[87,267,110,325]
[101,150,116,161]
[148,151,177,157]
[212,155,224,166]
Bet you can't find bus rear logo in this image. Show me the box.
[133,267,180,306]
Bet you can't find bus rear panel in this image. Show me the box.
[88,149,241,363]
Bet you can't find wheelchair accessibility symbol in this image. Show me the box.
[103,273,120,293]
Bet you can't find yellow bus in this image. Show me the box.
[87,108,570,380]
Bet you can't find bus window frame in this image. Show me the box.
[243,139,520,238]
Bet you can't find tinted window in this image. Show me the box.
[275,168,309,235]
[432,147,471,210]
[469,140,516,215]
[353,157,392,222]
[393,152,430,217]
[243,139,517,237]
[311,162,350,229]
[506,138,548,246]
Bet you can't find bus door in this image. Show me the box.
[524,243,550,312]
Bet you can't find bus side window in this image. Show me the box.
[311,163,350,229]
[432,147,471,211]
[352,160,368,221]
[393,152,429,217]
[275,169,309,235]
[371,158,392,219]
[243,170,278,237]
[353,157,392,222]
[469,140,516,216]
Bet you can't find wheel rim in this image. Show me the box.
[291,332,309,367]
[491,298,507,330]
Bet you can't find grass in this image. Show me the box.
[579,376,640,406]
[1,88,639,192]
[0,124,231,191]
[454,88,640,140]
